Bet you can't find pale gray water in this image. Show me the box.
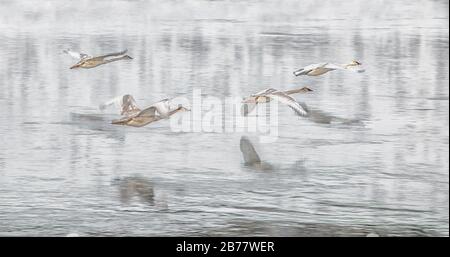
[0,0,448,236]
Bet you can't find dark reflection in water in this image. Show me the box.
[113,176,155,206]
[305,107,365,126]
[0,0,448,236]
[68,108,126,139]
[240,136,275,171]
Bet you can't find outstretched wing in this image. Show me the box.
[134,98,171,118]
[323,63,365,73]
[150,99,171,117]
[240,136,261,165]
[266,91,308,117]
[111,116,132,125]
[112,106,161,127]
[307,62,328,69]
[293,62,327,76]
[120,95,141,116]
[91,49,128,61]
[344,65,366,73]
[322,63,346,70]
[63,49,90,60]
[99,94,141,117]
[136,106,158,117]
[282,86,313,95]
[253,88,277,96]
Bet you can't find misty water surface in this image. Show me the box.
[0,0,448,236]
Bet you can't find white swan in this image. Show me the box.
[241,87,312,117]
[293,60,365,76]
[99,95,189,127]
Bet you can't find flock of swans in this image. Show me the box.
[64,48,365,127]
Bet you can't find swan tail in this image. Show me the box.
[293,68,307,76]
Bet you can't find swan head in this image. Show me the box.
[350,60,362,66]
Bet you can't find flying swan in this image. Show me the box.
[63,49,132,69]
[99,94,189,127]
[293,60,365,76]
[241,86,312,117]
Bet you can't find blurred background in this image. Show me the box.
[0,0,448,236]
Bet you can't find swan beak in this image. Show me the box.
[70,64,80,69]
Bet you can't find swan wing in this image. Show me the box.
[111,116,132,125]
[305,62,328,70]
[253,88,277,96]
[345,65,366,73]
[293,62,327,76]
[134,99,171,119]
[136,106,158,117]
[99,94,141,116]
[266,91,308,117]
[120,95,142,116]
[282,86,313,95]
[151,99,171,116]
[324,63,365,73]
[322,63,345,70]
[133,108,163,126]
[91,49,128,61]
[63,49,90,60]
